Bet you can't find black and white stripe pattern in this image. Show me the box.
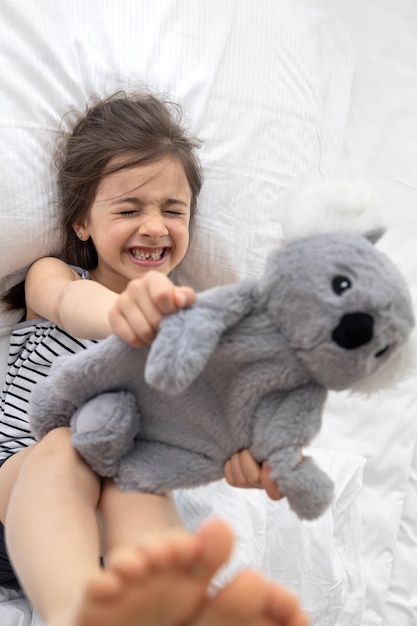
[0,319,95,463]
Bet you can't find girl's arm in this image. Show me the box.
[24,257,195,344]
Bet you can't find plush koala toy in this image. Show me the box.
[29,230,415,520]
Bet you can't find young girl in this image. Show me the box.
[0,91,308,626]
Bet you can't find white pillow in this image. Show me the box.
[0,0,354,332]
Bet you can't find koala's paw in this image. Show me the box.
[145,306,224,394]
[71,391,140,477]
[276,456,334,520]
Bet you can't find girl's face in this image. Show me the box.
[75,156,192,292]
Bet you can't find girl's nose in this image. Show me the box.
[138,213,169,238]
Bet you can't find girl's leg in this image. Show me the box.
[100,479,184,549]
[0,428,105,626]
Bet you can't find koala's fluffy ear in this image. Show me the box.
[364,227,385,245]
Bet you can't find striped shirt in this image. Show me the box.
[0,268,97,464]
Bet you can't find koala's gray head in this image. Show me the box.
[260,232,415,390]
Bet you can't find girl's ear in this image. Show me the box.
[72,222,89,241]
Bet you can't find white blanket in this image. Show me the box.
[0,1,416,624]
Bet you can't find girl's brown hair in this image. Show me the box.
[3,90,203,313]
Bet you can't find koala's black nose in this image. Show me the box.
[332,312,374,350]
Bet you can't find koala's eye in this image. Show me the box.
[332,275,352,295]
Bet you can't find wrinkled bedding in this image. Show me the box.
[0,1,416,624]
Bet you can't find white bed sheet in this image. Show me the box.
[0,1,416,625]
[302,0,417,624]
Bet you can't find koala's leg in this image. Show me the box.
[71,391,140,477]
[268,449,334,520]
[114,440,223,493]
[251,384,331,520]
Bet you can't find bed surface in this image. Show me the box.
[0,1,416,624]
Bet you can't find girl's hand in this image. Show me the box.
[224,449,283,501]
[108,271,195,346]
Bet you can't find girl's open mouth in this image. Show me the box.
[128,247,168,263]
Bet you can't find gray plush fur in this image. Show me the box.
[29,232,415,520]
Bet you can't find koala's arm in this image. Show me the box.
[145,281,257,394]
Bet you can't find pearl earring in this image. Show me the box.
[77,232,84,240]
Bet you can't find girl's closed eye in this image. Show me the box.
[164,209,184,216]
[163,198,189,214]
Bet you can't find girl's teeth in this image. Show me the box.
[131,249,164,260]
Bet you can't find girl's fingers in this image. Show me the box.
[260,462,283,501]
[224,455,246,487]
[144,273,195,315]
[224,450,261,488]
[173,286,196,309]
[236,449,263,485]
[110,273,195,345]
[108,305,155,346]
[224,452,284,501]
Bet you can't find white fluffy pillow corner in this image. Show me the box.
[0,0,354,337]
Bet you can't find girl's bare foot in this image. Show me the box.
[73,518,234,626]
[60,518,307,626]
[191,569,309,626]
